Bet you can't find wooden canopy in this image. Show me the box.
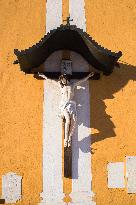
[14,24,122,75]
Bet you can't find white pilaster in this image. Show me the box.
[69,0,95,204]
[70,82,95,205]
[126,156,136,193]
[46,0,62,32]
[40,80,64,205]
[69,0,86,32]
[39,0,65,204]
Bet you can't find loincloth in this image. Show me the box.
[59,101,77,115]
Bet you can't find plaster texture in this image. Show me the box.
[40,79,64,203]
[39,0,65,204]
[0,1,45,204]
[2,172,22,203]
[69,1,95,204]
[107,162,125,188]
[71,81,94,201]
[69,192,96,205]
[44,50,62,72]
[0,0,136,205]
[126,156,136,193]
[46,0,62,32]
[69,0,86,31]
[85,1,136,204]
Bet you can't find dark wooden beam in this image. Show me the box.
[64,146,72,178]
[0,199,5,204]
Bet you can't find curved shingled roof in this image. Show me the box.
[14,24,122,75]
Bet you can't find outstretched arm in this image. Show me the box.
[37,72,48,80]
[37,72,59,86]
[73,72,94,87]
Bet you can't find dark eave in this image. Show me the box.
[14,24,122,75]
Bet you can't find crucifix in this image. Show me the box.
[37,59,94,179]
[13,6,122,202]
[63,16,73,26]
[38,61,94,148]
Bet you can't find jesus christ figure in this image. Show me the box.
[38,72,94,147]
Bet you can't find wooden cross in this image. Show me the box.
[63,16,73,26]
[35,72,100,80]
[33,52,100,179]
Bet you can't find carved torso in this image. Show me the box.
[60,84,74,102]
[59,83,76,112]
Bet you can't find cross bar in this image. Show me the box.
[34,72,100,80]
[63,16,73,26]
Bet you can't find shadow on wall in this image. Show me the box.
[35,61,136,179]
[90,63,136,146]
[67,63,136,179]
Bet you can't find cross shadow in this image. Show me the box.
[71,63,136,179]
[72,81,91,179]
[90,63,136,145]
[35,61,136,179]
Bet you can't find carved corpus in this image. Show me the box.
[2,172,22,203]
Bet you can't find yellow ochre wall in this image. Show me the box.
[0,0,136,205]
[0,1,45,204]
[85,1,136,204]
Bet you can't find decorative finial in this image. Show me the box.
[63,15,73,26]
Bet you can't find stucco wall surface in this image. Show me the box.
[85,0,136,204]
[0,1,45,204]
[0,0,136,205]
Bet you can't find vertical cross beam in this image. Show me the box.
[62,51,72,179]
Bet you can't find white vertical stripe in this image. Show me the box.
[69,0,86,31]
[46,0,62,32]
[72,82,92,192]
[69,1,95,204]
[70,82,95,205]
[126,156,136,193]
[40,0,65,204]
[41,80,64,203]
